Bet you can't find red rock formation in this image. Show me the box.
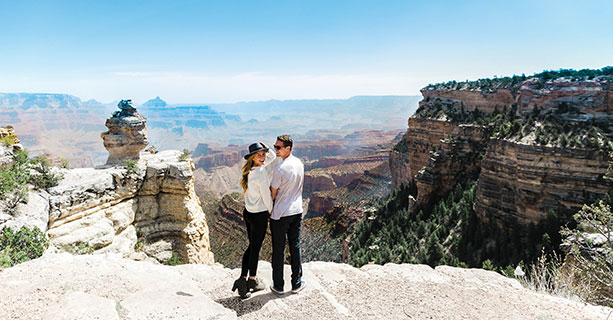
[195,151,244,171]
[518,77,613,117]
[420,88,515,114]
[303,173,337,196]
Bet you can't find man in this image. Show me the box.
[269,134,306,294]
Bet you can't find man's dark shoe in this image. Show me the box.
[269,285,285,295]
[247,277,266,292]
[291,281,306,294]
[232,277,251,299]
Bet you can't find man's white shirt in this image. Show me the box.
[270,154,304,220]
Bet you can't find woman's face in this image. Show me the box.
[252,150,266,167]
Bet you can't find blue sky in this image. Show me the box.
[0,0,611,103]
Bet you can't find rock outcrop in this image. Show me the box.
[304,155,386,197]
[0,126,22,167]
[518,77,613,119]
[392,74,613,225]
[420,87,515,114]
[0,253,610,319]
[46,150,214,264]
[419,76,613,120]
[101,100,148,165]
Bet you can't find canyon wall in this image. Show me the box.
[476,140,611,224]
[393,75,613,225]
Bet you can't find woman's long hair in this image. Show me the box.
[240,153,257,193]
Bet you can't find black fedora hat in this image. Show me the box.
[244,142,268,160]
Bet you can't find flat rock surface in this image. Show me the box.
[0,253,610,320]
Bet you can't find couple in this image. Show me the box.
[232,134,306,299]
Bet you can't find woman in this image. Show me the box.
[232,142,276,299]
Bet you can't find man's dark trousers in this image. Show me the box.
[270,214,302,291]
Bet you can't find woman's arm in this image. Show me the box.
[261,142,277,167]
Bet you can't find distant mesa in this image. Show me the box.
[142,96,167,107]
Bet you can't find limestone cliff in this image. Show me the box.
[46,150,214,264]
[392,70,613,225]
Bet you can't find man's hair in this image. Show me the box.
[277,134,293,150]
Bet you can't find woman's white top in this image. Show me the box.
[244,148,277,213]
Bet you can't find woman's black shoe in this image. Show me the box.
[232,278,251,299]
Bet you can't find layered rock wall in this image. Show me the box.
[420,88,515,114]
[476,140,612,225]
[518,77,613,118]
[393,76,613,225]
[46,150,214,264]
[389,150,411,188]
[415,124,490,205]
[420,77,612,120]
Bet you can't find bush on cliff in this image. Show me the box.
[29,155,63,190]
[561,200,613,307]
[0,226,49,268]
[427,67,613,91]
[0,149,30,215]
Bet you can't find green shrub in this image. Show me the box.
[0,226,49,268]
[179,149,190,162]
[0,135,17,147]
[166,253,182,266]
[561,201,613,306]
[123,160,138,176]
[60,241,94,255]
[482,259,496,271]
[0,150,30,214]
[29,155,63,190]
[59,158,70,169]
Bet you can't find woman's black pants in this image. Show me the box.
[241,209,269,277]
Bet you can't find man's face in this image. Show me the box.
[274,140,290,158]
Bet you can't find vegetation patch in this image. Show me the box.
[349,181,571,270]
[0,134,18,147]
[0,226,49,268]
[426,67,613,92]
[60,241,94,255]
[30,155,63,190]
[179,149,190,162]
[0,150,30,215]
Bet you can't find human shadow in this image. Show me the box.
[215,291,287,317]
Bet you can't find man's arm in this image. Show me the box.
[270,186,278,201]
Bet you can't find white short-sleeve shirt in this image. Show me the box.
[270,154,304,220]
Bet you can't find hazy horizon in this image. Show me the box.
[1,1,611,103]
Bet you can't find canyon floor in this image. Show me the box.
[1,253,610,320]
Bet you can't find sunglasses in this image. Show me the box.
[273,145,284,150]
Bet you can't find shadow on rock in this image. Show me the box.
[215,292,283,317]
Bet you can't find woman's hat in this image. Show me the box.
[244,142,268,160]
